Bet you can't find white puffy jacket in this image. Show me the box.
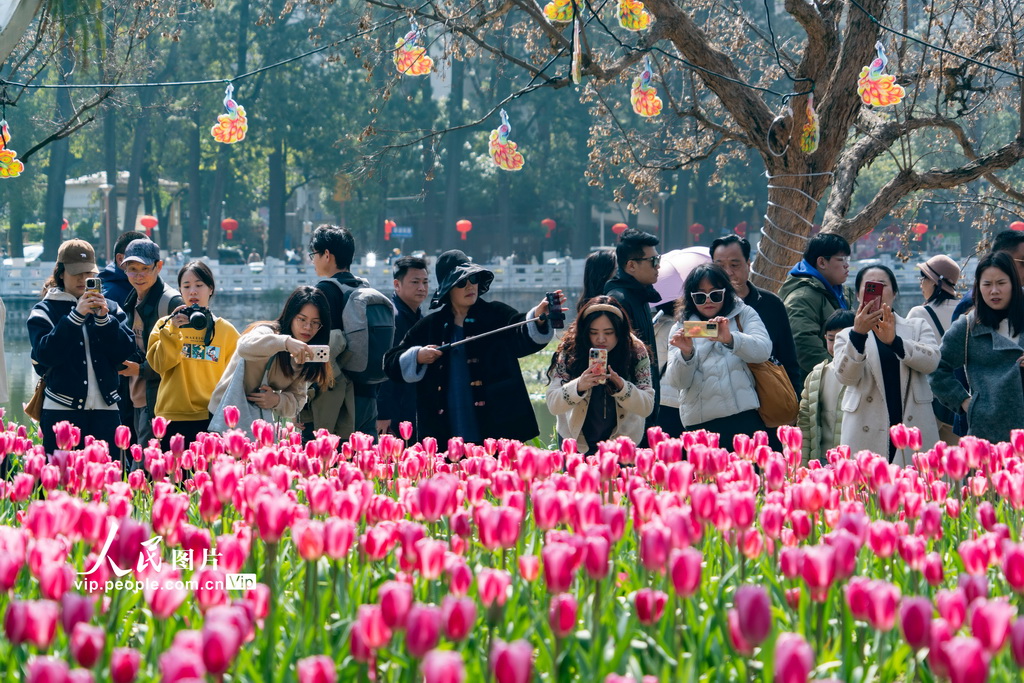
[664,301,772,426]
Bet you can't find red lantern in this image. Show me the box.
[734,221,748,238]
[384,219,396,241]
[456,219,472,241]
[221,218,238,241]
[911,222,928,241]
[1011,221,1024,232]
[541,218,556,238]
[60,219,69,232]
[689,223,705,236]
[140,215,158,237]
[611,223,628,236]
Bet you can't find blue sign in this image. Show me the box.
[391,225,414,238]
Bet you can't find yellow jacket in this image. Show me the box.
[148,315,240,421]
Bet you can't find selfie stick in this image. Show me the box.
[436,315,547,352]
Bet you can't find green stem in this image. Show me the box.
[262,542,279,683]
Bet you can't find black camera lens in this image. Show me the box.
[187,311,208,329]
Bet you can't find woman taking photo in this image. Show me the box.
[833,265,941,464]
[547,296,654,454]
[664,264,772,446]
[148,261,239,448]
[907,254,962,444]
[28,240,136,454]
[210,286,333,427]
[931,252,1024,445]
[384,249,561,444]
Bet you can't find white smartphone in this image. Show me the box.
[309,345,331,363]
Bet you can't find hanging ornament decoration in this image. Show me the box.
[689,223,706,236]
[139,215,158,237]
[543,0,574,22]
[571,10,583,85]
[541,218,556,238]
[911,222,928,241]
[618,0,651,31]
[0,120,24,179]
[630,57,663,118]
[1011,221,1024,231]
[799,93,820,154]
[611,223,629,236]
[393,21,434,76]
[221,218,238,240]
[456,219,473,241]
[734,221,748,238]
[489,110,525,172]
[211,84,248,144]
[857,42,906,107]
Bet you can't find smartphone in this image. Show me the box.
[862,280,884,309]
[589,347,608,384]
[682,321,719,338]
[309,345,331,363]
[84,277,102,312]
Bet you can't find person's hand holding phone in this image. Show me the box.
[606,365,625,392]
[669,327,694,359]
[577,365,605,391]
[284,337,313,364]
[853,299,883,335]
[76,292,107,318]
[708,316,732,346]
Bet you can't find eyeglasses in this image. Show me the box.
[631,255,661,267]
[308,251,320,261]
[689,288,727,305]
[295,315,322,331]
[126,268,155,279]
[830,256,851,265]
[454,273,482,288]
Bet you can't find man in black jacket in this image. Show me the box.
[376,256,429,438]
[117,239,184,448]
[605,229,662,430]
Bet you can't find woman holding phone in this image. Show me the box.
[28,240,136,454]
[148,261,239,448]
[546,296,654,454]
[832,265,941,463]
[210,286,333,426]
[664,264,772,446]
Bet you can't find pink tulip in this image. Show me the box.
[379,580,413,630]
[223,405,241,430]
[549,593,577,639]
[936,589,968,631]
[922,552,944,586]
[158,647,205,682]
[422,649,465,683]
[448,561,473,597]
[26,657,69,683]
[970,598,1016,653]
[201,617,242,675]
[635,588,667,625]
[900,597,932,650]
[800,544,836,602]
[324,518,356,560]
[735,585,772,647]
[296,655,337,683]
[151,416,169,440]
[774,632,814,683]
[669,547,702,598]
[356,604,392,649]
[1003,542,1024,592]
[518,555,540,582]
[416,538,447,580]
[542,542,578,593]
[478,569,511,607]
[60,593,95,636]
[929,618,953,677]
[867,520,898,558]
[728,609,753,656]
[866,581,901,632]
[1010,618,1024,667]
[889,424,909,449]
[292,519,326,562]
[4,599,58,649]
[441,596,476,641]
[70,623,105,668]
[941,636,990,683]
[54,420,80,450]
[255,490,294,544]
[143,569,187,619]
[405,603,442,658]
[490,639,533,683]
[639,523,672,572]
[110,647,142,683]
[114,425,131,451]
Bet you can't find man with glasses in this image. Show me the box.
[116,238,183,448]
[779,233,855,393]
[100,230,147,307]
[604,228,663,431]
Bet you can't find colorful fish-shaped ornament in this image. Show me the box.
[543,0,574,23]
[0,121,24,178]
[857,42,905,107]
[618,0,651,31]
[394,27,433,76]
[489,110,525,172]
[630,57,662,118]
[800,93,820,154]
[210,84,248,144]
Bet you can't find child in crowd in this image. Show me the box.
[798,309,854,463]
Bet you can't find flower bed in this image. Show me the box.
[0,414,1022,683]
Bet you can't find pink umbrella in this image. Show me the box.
[654,247,712,305]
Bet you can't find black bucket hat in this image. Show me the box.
[430,250,494,309]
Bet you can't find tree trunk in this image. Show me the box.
[8,177,26,258]
[497,172,511,260]
[42,48,75,261]
[267,137,286,259]
[442,58,465,251]
[206,146,229,259]
[187,109,204,255]
[419,140,439,251]
[103,104,119,256]
[572,178,591,257]
[122,92,152,235]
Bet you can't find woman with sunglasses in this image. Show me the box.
[665,264,772,446]
[210,286,333,428]
[384,249,563,444]
[546,296,654,454]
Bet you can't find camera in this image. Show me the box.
[180,304,213,330]
[545,292,565,329]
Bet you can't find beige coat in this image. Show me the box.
[208,325,310,422]
[832,315,941,466]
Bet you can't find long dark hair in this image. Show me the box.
[41,262,66,298]
[678,264,737,321]
[547,295,644,384]
[245,286,333,386]
[973,252,1024,336]
[577,249,617,311]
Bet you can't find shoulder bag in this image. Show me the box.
[736,317,798,428]
[24,374,47,422]
[209,357,277,437]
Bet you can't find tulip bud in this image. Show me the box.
[490,639,532,683]
[900,597,932,650]
[296,655,337,683]
[970,598,1016,653]
[735,585,772,647]
[441,596,476,641]
[635,588,667,625]
[549,593,577,639]
[422,649,465,683]
[26,657,69,683]
[1010,618,1024,667]
[379,581,413,630]
[668,547,702,598]
[940,636,990,683]
[774,632,814,683]
[151,416,169,440]
[405,603,442,659]
[114,425,131,451]
[223,405,241,430]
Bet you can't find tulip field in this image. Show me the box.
[2,412,1024,683]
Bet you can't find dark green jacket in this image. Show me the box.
[779,274,854,390]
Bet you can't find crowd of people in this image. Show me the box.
[23,222,1024,463]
